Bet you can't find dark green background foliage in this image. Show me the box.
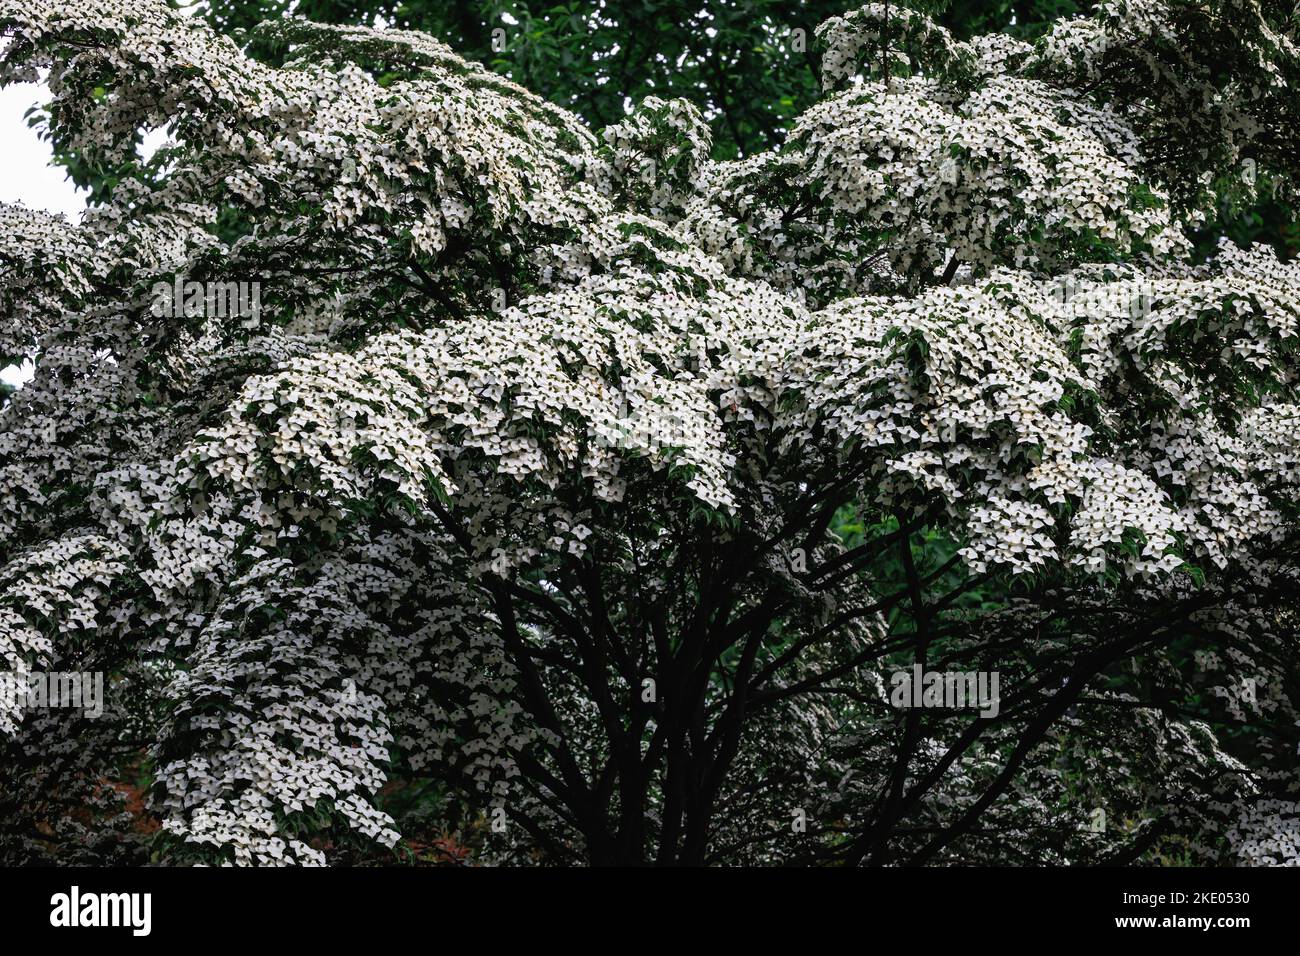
[47,0,1296,258]
[204,0,1092,159]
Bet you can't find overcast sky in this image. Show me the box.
[0,82,86,220]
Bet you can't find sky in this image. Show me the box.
[0,82,87,219]
[1,82,88,390]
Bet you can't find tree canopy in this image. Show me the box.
[1,0,1298,866]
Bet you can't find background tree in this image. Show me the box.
[37,0,1299,255]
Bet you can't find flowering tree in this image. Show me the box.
[1,0,1298,866]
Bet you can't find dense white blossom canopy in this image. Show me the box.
[1,0,1297,865]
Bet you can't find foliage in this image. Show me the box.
[1,0,1298,866]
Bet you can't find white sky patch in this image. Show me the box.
[1,360,35,390]
[135,122,178,183]
[0,82,88,221]
[140,125,170,164]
